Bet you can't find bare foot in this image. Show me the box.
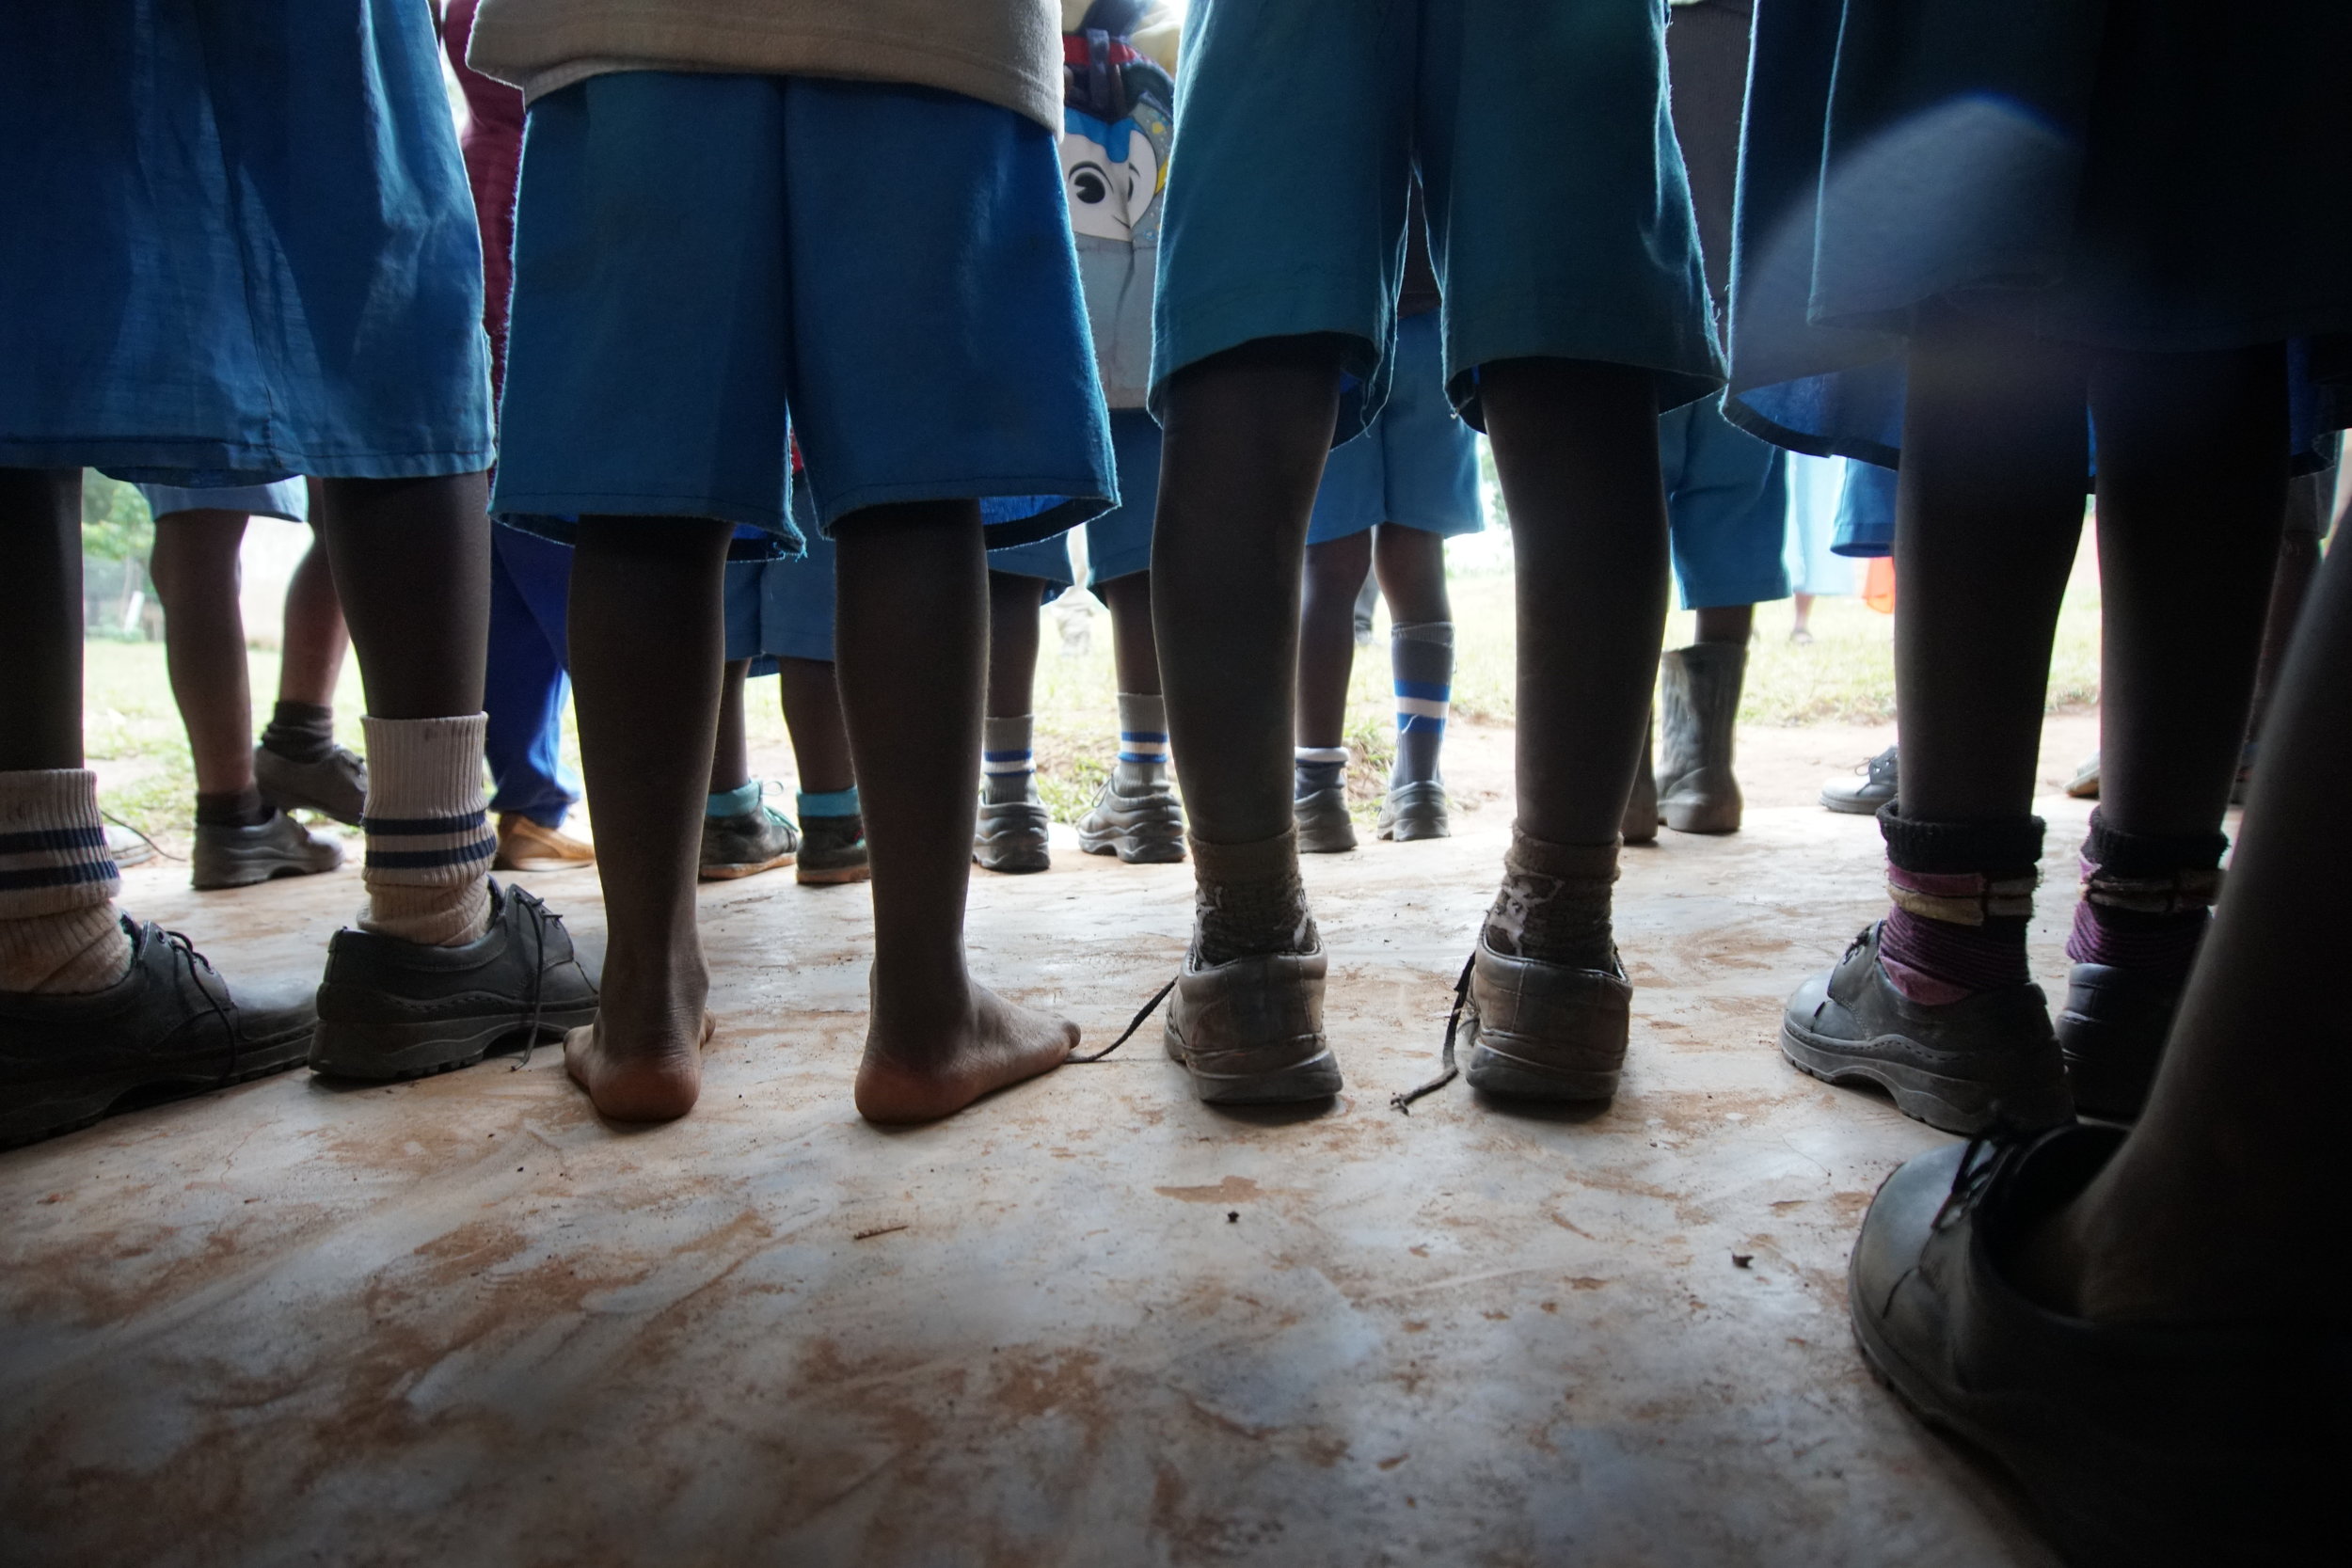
[565,1008,713,1123]
[854,981,1077,1124]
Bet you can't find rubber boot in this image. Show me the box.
[1622,713,1659,845]
[1656,643,1744,834]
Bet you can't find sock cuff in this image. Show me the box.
[270,700,334,725]
[1877,805,2044,876]
[1392,622,1455,647]
[1504,828,1620,886]
[1189,828,1301,883]
[1886,864,2038,926]
[360,714,494,889]
[982,716,1034,752]
[2080,808,2230,877]
[1295,746,1348,766]
[798,786,860,818]
[0,769,119,918]
[1114,692,1167,728]
[707,780,762,818]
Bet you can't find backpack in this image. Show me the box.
[1061,0,1175,408]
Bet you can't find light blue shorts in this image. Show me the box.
[1661,398,1791,610]
[986,408,1164,592]
[1152,0,1721,442]
[0,2,492,485]
[724,495,838,670]
[136,480,309,526]
[1307,313,1483,546]
[494,72,1116,560]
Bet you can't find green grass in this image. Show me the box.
[81,529,2104,836]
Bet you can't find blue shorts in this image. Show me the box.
[494,72,1116,560]
[1661,399,1791,610]
[136,480,309,526]
[0,2,492,485]
[1307,313,1483,546]
[986,408,1164,591]
[1152,0,1721,442]
[725,493,838,668]
[1834,462,1899,559]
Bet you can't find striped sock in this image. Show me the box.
[1391,622,1454,787]
[1295,746,1347,800]
[0,769,132,994]
[1113,692,1168,791]
[359,715,496,947]
[982,716,1034,806]
[2064,810,2225,975]
[1876,809,2042,1005]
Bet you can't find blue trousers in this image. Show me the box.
[485,527,579,827]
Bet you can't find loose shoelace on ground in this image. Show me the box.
[1390,953,1475,1115]
[1066,976,1176,1064]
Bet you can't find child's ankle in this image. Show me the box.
[1190,830,1315,965]
[1486,827,1618,970]
[2063,809,2225,979]
[1114,693,1168,792]
[982,715,1035,805]
[1876,809,2042,1004]
[358,715,496,946]
[0,768,133,994]
[1295,746,1346,798]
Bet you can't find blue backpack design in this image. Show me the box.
[1061,0,1174,408]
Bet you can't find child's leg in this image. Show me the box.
[1372,522,1453,779]
[710,659,752,796]
[976,571,1051,873]
[700,656,800,883]
[2054,342,2284,1118]
[1778,308,2087,1133]
[777,657,855,794]
[1098,571,1161,697]
[147,511,263,822]
[278,519,350,710]
[1693,605,1752,644]
[835,500,1074,1123]
[564,516,732,1118]
[1076,568,1186,865]
[253,516,368,824]
[1294,530,1371,852]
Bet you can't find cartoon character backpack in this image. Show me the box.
[1061,0,1175,409]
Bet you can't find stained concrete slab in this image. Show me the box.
[1,721,2108,1566]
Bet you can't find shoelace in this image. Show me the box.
[1066,977,1177,1064]
[157,927,244,1084]
[100,809,182,863]
[511,887,551,1069]
[1390,953,1475,1114]
[1931,1136,1999,1234]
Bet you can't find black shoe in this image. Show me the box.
[1076,774,1186,863]
[254,739,368,826]
[1821,746,1898,815]
[974,790,1051,874]
[191,807,343,890]
[1851,1127,2342,1566]
[1780,923,2073,1134]
[796,813,871,884]
[308,881,597,1080]
[1375,779,1452,842]
[2055,962,2185,1124]
[699,787,800,881]
[1293,784,1356,854]
[0,919,316,1148]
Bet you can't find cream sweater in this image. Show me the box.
[467,0,1065,130]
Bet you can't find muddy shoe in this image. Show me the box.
[254,740,367,826]
[1657,642,1746,834]
[309,881,598,1080]
[1460,931,1630,1101]
[1293,784,1357,854]
[1781,924,2073,1134]
[0,920,317,1148]
[700,787,799,881]
[1164,942,1342,1104]
[975,789,1052,874]
[2055,963,2183,1124]
[1850,1128,2337,1566]
[1375,780,1451,842]
[1821,746,1899,816]
[1077,776,1185,863]
[796,813,870,885]
[191,808,343,891]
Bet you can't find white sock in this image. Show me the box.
[0,769,133,993]
[359,715,496,946]
[982,715,1035,806]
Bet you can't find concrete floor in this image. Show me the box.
[0,721,2108,1567]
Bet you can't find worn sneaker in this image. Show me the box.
[0,919,316,1148]
[1821,746,1899,816]
[308,881,598,1080]
[494,814,596,873]
[1375,779,1452,842]
[2066,752,2102,800]
[700,785,799,880]
[1461,930,1630,1101]
[191,808,342,891]
[1077,775,1186,863]
[1164,942,1342,1104]
[975,789,1052,874]
[1294,784,1357,854]
[1780,923,2073,1134]
[254,740,367,826]
[796,813,871,885]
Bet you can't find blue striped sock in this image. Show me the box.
[1114,692,1168,789]
[1391,623,1454,786]
[982,715,1034,805]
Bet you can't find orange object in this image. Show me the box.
[1864,556,1898,615]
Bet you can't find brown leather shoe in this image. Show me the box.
[1462,930,1630,1101]
[1163,943,1342,1104]
[493,813,596,873]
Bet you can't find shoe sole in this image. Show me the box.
[1818,794,1888,816]
[0,1021,314,1149]
[1779,1020,2072,1135]
[493,855,596,873]
[190,854,342,891]
[796,863,872,885]
[973,845,1050,874]
[1076,826,1185,863]
[1659,804,1740,834]
[1462,1024,1621,1101]
[1375,813,1450,843]
[1163,1017,1343,1103]
[309,1001,599,1082]
[698,850,796,882]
